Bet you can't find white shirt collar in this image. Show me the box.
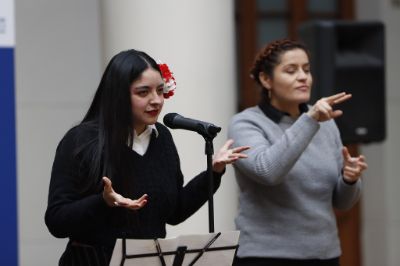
[134,124,159,138]
[131,125,159,155]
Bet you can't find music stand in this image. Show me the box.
[109,231,240,266]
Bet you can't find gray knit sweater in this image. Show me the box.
[228,105,361,260]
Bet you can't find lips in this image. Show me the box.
[296,85,309,91]
[146,110,159,117]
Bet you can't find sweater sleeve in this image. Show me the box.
[167,169,223,225]
[329,121,362,210]
[228,110,320,186]
[45,127,110,239]
[160,126,223,225]
[333,177,362,210]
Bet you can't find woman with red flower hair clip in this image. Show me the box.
[45,49,249,265]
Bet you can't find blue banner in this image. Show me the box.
[0,0,18,264]
[0,47,18,265]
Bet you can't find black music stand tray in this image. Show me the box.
[109,231,239,266]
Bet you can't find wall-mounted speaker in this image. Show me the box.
[298,21,386,144]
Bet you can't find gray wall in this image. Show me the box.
[15,0,102,265]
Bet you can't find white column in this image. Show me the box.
[356,1,400,266]
[100,0,238,236]
[15,1,102,265]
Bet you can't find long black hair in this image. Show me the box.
[77,49,161,192]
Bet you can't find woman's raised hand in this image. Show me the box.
[102,177,148,210]
[307,92,352,122]
[342,147,368,184]
[212,139,250,173]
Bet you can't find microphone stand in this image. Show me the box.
[204,137,215,233]
[201,128,220,233]
[163,113,221,233]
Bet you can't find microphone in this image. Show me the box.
[163,113,221,138]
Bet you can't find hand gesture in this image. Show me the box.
[307,92,352,122]
[102,176,148,210]
[212,139,250,173]
[342,147,368,184]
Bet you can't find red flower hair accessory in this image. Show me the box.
[158,62,176,99]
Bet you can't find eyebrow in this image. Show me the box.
[134,83,164,90]
[134,85,150,90]
[283,62,310,68]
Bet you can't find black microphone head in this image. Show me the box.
[163,113,179,128]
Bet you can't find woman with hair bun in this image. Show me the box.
[229,39,368,266]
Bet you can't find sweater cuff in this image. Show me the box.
[340,175,361,189]
[291,113,320,139]
[301,112,320,129]
[213,167,225,178]
[212,169,224,191]
[342,177,357,185]
[86,193,110,219]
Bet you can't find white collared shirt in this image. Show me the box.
[132,125,159,156]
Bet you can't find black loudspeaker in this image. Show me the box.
[298,21,386,143]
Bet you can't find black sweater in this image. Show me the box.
[45,122,222,260]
